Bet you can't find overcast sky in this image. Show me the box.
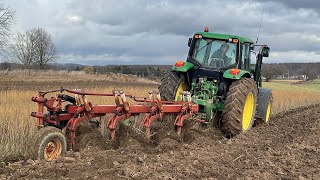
[3,0,320,65]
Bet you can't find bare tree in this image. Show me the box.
[8,32,36,66]
[0,1,14,48]
[302,65,317,81]
[32,28,56,68]
[9,28,57,68]
[262,64,281,82]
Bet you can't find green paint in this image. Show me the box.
[190,78,224,123]
[223,69,251,80]
[171,62,194,72]
[195,32,253,43]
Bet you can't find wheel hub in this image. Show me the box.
[242,92,254,131]
[44,139,62,161]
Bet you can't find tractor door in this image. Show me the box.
[240,43,251,71]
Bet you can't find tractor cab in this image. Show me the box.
[186,27,255,79]
[188,31,252,71]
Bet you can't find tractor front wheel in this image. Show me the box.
[221,78,258,137]
[257,93,273,123]
[29,126,67,161]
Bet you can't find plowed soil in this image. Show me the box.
[1,104,320,180]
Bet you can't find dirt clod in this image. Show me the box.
[8,161,23,169]
[62,157,76,163]
[26,159,35,165]
[112,160,120,166]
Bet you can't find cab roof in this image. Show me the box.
[195,32,253,44]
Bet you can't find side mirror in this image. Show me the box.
[262,47,270,57]
[250,45,255,51]
[188,38,192,47]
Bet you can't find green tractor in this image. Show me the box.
[159,27,272,137]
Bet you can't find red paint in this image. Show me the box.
[31,88,200,147]
[230,68,241,76]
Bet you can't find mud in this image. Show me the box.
[1,104,320,179]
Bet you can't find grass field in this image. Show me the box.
[0,75,319,161]
[263,79,320,113]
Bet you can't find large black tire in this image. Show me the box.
[28,126,67,161]
[158,70,188,101]
[221,78,258,137]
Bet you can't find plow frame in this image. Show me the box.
[31,88,199,148]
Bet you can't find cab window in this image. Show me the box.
[241,43,251,70]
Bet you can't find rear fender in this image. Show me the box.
[171,62,194,72]
[223,69,251,80]
[255,88,272,119]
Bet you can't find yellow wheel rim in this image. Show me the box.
[242,92,254,131]
[44,139,62,161]
[175,83,188,101]
[265,102,271,123]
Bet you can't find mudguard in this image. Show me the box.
[255,88,272,119]
[223,69,251,80]
[171,62,194,72]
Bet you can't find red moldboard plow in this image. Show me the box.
[31,88,199,149]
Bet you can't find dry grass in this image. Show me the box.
[0,74,319,161]
[0,69,157,85]
[0,90,37,160]
[264,80,320,113]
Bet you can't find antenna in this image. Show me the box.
[256,7,264,44]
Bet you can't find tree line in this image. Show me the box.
[262,62,320,81]
[0,62,170,77]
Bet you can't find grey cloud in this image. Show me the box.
[64,0,265,36]
[256,0,320,10]
[3,0,320,65]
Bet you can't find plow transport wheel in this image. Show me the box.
[221,78,258,137]
[29,126,67,161]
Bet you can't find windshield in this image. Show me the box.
[192,38,237,68]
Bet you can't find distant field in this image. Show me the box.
[0,72,319,161]
[263,79,320,113]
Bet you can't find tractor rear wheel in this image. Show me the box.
[221,78,258,137]
[29,126,67,161]
[159,71,188,101]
